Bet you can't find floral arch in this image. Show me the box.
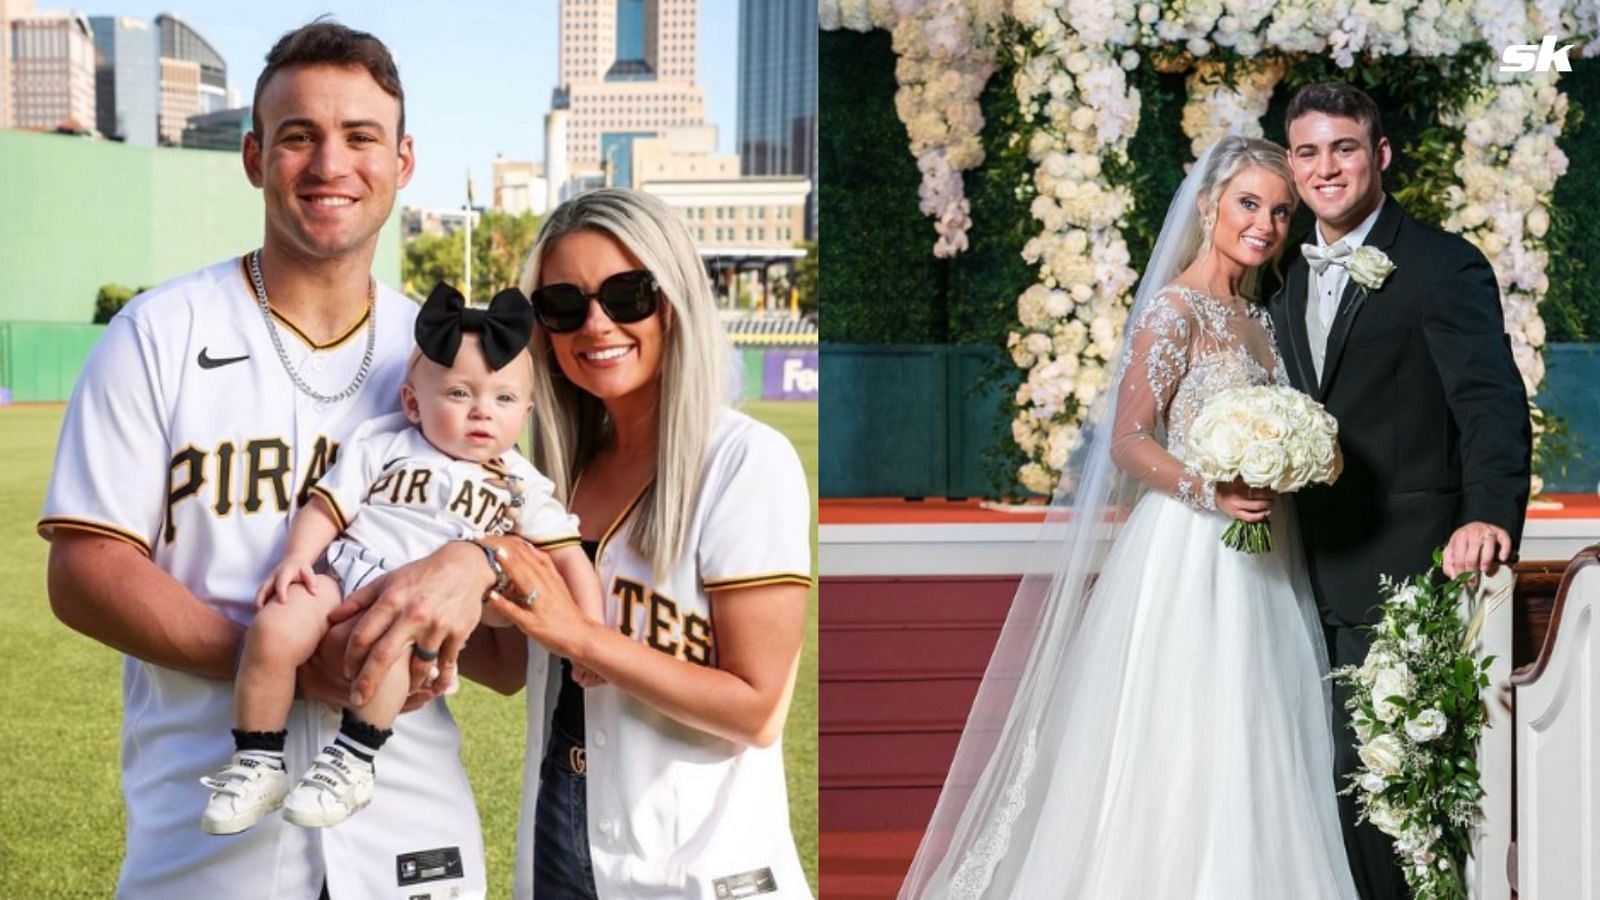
[822,0,1598,496]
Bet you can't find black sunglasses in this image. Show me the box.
[530,270,661,333]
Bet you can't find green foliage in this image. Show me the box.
[1544,58,1598,342]
[93,283,137,324]
[1119,66,1195,269]
[818,29,950,343]
[952,33,1040,494]
[1332,559,1492,899]
[823,34,1600,496]
[402,210,543,301]
[794,241,818,316]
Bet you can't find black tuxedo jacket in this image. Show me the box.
[1268,196,1531,628]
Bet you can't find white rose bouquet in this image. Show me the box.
[1333,555,1493,899]
[1185,385,1342,553]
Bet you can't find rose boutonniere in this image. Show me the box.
[1347,246,1396,294]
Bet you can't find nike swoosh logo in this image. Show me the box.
[197,348,250,369]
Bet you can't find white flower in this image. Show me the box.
[1347,246,1397,292]
[1397,823,1442,859]
[1367,799,1407,838]
[1360,733,1405,778]
[1019,462,1056,495]
[1405,709,1449,743]
[1239,441,1289,488]
[1527,207,1550,238]
[1359,770,1388,794]
[1372,663,1415,723]
[1357,644,1397,689]
[1045,424,1081,470]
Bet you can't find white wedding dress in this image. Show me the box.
[902,284,1360,899]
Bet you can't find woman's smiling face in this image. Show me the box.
[539,229,666,406]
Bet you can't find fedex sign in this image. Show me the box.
[761,349,818,401]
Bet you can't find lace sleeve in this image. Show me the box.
[1109,291,1216,511]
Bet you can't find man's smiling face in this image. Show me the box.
[244,63,413,263]
[1287,110,1390,241]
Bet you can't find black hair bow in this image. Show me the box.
[415,283,535,371]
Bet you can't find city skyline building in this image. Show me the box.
[402,205,481,239]
[0,0,39,128]
[90,15,157,146]
[737,0,815,239]
[613,123,810,310]
[156,13,225,113]
[158,55,199,145]
[492,156,549,216]
[546,0,708,204]
[181,103,248,151]
[8,9,95,133]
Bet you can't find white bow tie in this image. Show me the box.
[1302,241,1353,275]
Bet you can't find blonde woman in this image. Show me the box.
[465,189,813,899]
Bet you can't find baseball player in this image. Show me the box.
[202,285,605,835]
[39,22,491,899]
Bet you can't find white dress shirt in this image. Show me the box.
[1310,200,1385,327]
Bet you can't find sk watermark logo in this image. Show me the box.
[1499,36,1574,73]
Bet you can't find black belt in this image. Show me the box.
[546,722,587,777]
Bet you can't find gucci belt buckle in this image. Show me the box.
[568,745,587,775]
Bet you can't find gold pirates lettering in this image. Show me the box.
[164,435,336,542]
[611,577,714,667]
[446,478,510,529]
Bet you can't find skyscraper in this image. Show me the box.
[90,16,158,146]
[8,10,95,133]
[547,0,708,203]
[737,0,816,239]
[158,56,200,145]
[156,13,226,115]
[0,0,39,128]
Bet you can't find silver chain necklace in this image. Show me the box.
[248,249,376,405]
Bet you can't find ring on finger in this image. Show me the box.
[522,586,540,607]
[412,644,441,662]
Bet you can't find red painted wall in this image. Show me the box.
[820,575,1019,830]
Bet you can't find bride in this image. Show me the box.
[899,136,1360,899]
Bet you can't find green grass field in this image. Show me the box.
[0,400,818,898]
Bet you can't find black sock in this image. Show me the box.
[335,709,392,765]
[232,729,287,769]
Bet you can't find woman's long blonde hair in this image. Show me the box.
[518,188,725,577]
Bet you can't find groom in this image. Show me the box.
[1269,83,1532,898]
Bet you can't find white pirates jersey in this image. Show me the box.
[309,414,581,581]
[512,409,815,899]
[38,257,487,900]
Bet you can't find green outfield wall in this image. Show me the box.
[0,129,402,324]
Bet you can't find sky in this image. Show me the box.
[86,0,742,209]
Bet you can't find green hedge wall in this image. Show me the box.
[820,35,1600,344]
[819,30,950,344]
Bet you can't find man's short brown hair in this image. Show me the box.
[251,19,405,138]
[1286,82,1384,150]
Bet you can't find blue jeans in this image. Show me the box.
[533,723,599,900]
